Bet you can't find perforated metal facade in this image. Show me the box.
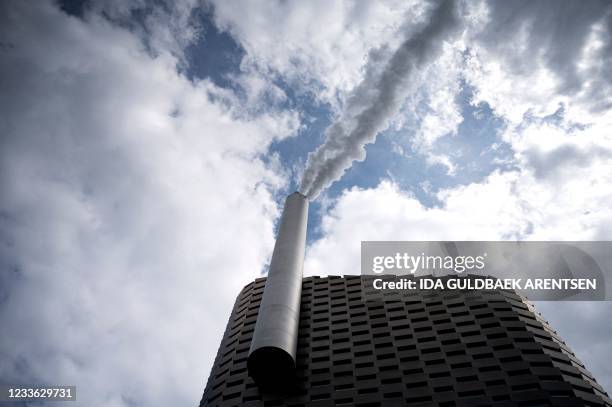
[200,276,611,406]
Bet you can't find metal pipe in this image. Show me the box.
[247,192,309,388]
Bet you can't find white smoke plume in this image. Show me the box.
[299,0,461,199]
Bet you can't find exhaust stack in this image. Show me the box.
[247,192,309,388]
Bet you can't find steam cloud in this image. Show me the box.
[299,0,460,199]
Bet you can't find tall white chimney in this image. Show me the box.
[247,192,309,388]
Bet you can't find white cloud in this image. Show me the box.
[386,40,465,173]
[403,41,465,146]
[306,134,612,275]
[85,0,203,60]
[465,0,612,124]
[209,0,428,106]
[426,153,457,175]
[465,50,565,124]
[304,176,526,277]
[0,2,297,406]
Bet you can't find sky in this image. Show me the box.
[1,0,612,406]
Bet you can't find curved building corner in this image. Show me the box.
[200,276,611,407]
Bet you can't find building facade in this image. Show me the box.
[200,276,611,406]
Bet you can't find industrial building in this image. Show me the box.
[200,275,611,406]
[199,193,611,406]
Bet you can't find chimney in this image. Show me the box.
[247,192,309,388]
